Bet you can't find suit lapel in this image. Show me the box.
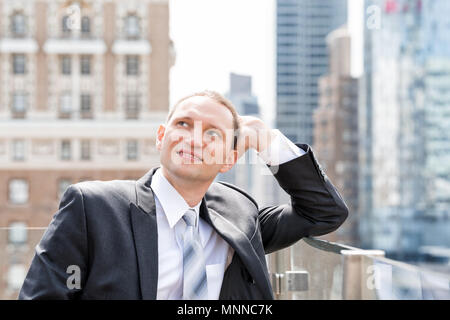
[200,200,273,299]
[130,168,273,300]
[130,168,159,300]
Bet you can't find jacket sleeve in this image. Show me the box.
[259,144,349,254]
[18,184,88,300]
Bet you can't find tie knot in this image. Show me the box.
[182,209,196,227]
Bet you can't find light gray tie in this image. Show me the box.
[182,209,208,300]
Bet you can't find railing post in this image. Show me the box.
[268,247,297,299]
[271,273,284,296]
[341,250,385,299]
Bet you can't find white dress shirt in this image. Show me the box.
[152,129,305,300]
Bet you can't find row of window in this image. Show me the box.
[10,54,141,76]
[10,92,142,120]
[9,11,141,39]
[9,139,140,162]
[7,178,74,206]
[6,170,144,207]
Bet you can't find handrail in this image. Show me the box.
[303,237,362,254]
[304,237,450,278]
[273,237,450,299]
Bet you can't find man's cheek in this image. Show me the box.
[167,130,186,144]
[203,143,226,165]
[162,134,184,165]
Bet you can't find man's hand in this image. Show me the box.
[236,116,277,159]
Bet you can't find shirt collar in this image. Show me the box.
[150,168,202,229]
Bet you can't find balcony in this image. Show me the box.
[43,38,106,55]
[268,237,450,299]
[0,228,449,299]
[0,38,38,54]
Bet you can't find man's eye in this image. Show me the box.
[177,121,188,127]
[206,130,221,138]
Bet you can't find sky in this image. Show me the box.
[169,0,363,125]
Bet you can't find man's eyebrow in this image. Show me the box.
[172,115,192,122]
[172,115,227,136]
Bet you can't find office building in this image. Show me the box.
[276,0,347,145]
[314,26,359,246]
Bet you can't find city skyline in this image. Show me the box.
[169,0,363,125]
[0,0,448,301]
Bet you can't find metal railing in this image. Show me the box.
[1,229,450,299]
[268,237,450,300]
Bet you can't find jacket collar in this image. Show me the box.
[129,168,158,299]
[130,167,272,300]
[150,168,201,230]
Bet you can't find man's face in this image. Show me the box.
[156,96,237,183]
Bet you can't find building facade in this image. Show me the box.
[313,26,359,246]
[276,0,347,145]
[360,0,450,260]
[0,0,174,299]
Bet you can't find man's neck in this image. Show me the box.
[160,167,212,207]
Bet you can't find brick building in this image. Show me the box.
[0,0,174,299]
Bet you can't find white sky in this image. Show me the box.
[169,0,363,125]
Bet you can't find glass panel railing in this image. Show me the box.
[360,255,450,300]
[2,230,449,300]
[285,237,450,300]
[288,237,358,300]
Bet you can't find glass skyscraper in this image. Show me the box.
[361,0,450,260]
[276,0,348,145]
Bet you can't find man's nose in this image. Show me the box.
[187,121,204,148]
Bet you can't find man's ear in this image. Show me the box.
[219,149,238,173]
[156,124,166,151]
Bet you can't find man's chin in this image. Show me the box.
[168,163,210,181]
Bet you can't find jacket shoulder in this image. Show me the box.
[213,181,259,209]
[71,179,136,205]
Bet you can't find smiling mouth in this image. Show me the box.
[177,150,203,162]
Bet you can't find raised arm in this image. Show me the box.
[259,143,349,254]
[236,116,349,254]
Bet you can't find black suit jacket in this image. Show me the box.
[19,144,348,300]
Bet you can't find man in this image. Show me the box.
[19,90,348,300]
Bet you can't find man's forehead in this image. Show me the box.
[174,96,234,125]
[178,96,222,110]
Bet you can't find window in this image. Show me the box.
[127,140,138,160]
[80,55,91,75]
[7,265,27,291]
[8,222,27,245]
[11,92,28,117]
[61,56,71,75]
[11,12,26,37]
[12,54,26,74]
[62,15,71,34]
[126,55,139,75]
[81,16,90,35]
[12,140,25,161]
[125,14,140,38]
[58,179,71,200]
[59,92,72,118]
[80,93,92,118]
[80,140,91,160]
[61,140,71,160]
[8,179,29,204]
[126,94,140,119]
